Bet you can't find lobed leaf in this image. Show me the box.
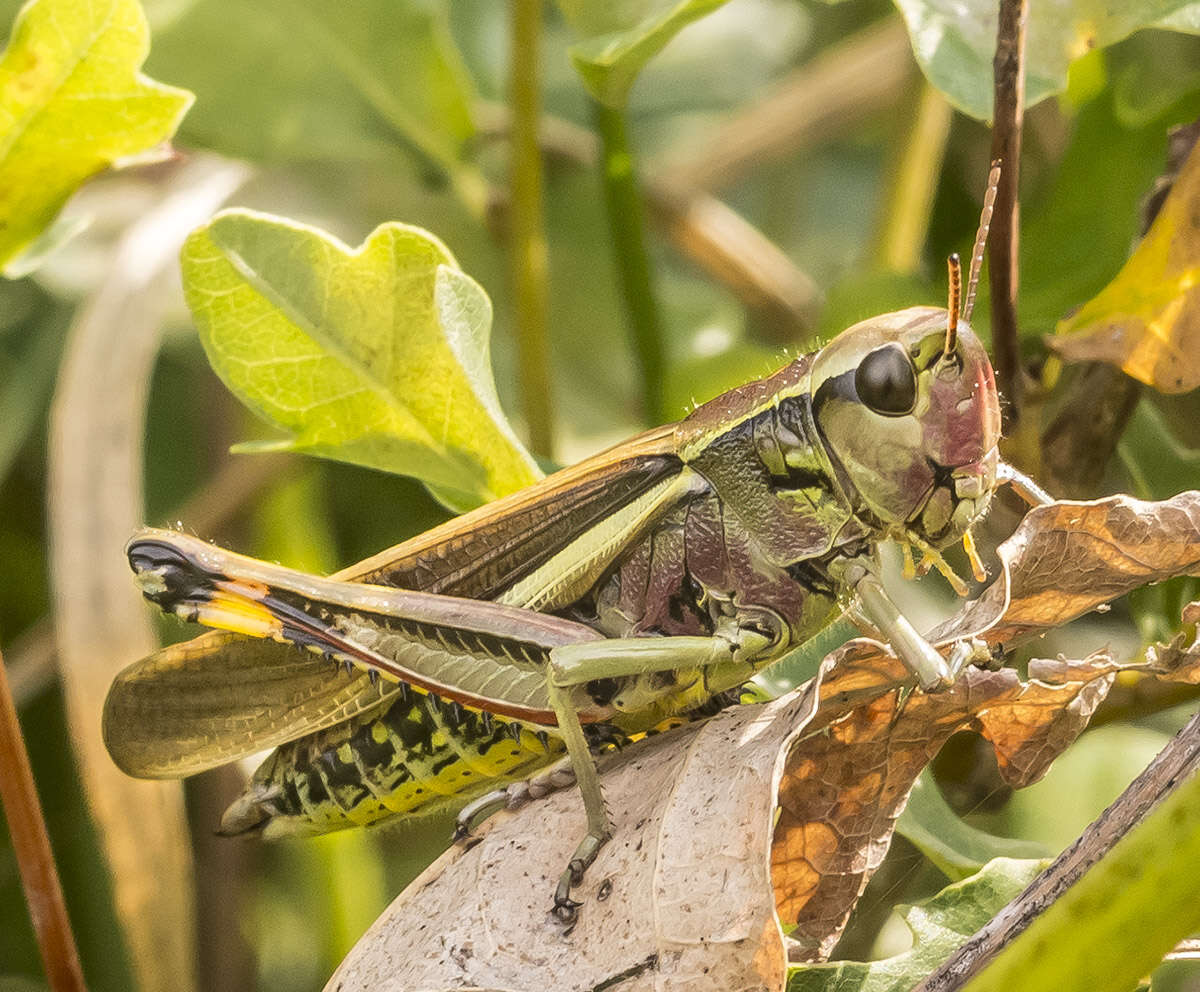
[892,0,1199,121]
[1144,601,1200,677]
[772,647,1128,960]
[327,671,827,992]
[922,490,1200,648]
[1052,135,1200,393]
[0,0,192,271]
[785,858,1048,992]
[180,209,541,512]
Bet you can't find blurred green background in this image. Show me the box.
[2,1,1200,990]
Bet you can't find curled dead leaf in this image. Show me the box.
[327,492,1200,990]
[775,649,1141,960]
[925,490,1200,647]
[326,676,827,992]
[1142,601,1200,682]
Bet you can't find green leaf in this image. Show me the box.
[566,0,730,108]
[892,0,1198,120]
[1017,84,1188,335]
[897,771,1050,882]
[1152,958,1200,992]
[142,0,484,211]
[1118,400,1200,502]
[0,0,192,271]
[787,858,1048,992]
[180,209,541,512]
[994,724,1173,853]
[661,341,782,421]
[967,764,1200,992]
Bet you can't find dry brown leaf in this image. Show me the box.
[1050,134,1200,393]
[926,491,1200,648]
[1142,601,1200,682]
[326,675,829,992]
[774,651,1121,959]
[328,492,1200,990]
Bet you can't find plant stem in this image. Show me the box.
[988,0,1027,427]
[475,102,821,342]
[876,81,953,274]
[0,647,87,992]
[509,0,554,457]
[593,100,667,423]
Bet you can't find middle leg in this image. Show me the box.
[543,630,772,920]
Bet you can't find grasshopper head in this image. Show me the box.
[809,305,1001,550]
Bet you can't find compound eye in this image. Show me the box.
[854,343,917,416]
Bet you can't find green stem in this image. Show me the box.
[875,80,952,274]
[509,0,554,457]
[593,100,667,423]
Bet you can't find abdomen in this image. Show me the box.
[220,687,563,837]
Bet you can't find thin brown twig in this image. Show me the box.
[988,0,1027,427]
[644,186,820,343]
[914,709,1200,991]
[0,647,88,992]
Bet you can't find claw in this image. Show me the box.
[552,895,581,926]
[453,787,509,840]
[947,637,991,678]
[551,831,610,926]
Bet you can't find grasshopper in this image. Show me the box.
[104,171,1049,919]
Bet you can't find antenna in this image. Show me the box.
[963,159,1002,322]
[945,253,961,357]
